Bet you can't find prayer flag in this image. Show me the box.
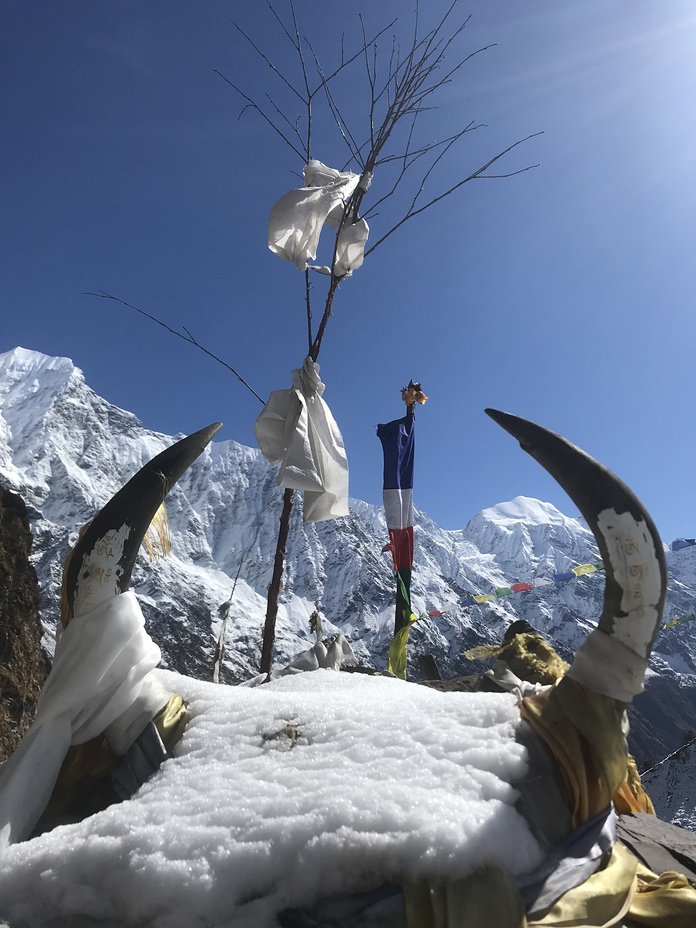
[377,414,415,574]
[378,409,417,658]
[573,564,597,577]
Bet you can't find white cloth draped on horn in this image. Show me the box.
[0,591,170,847]
[268,159,370,277]
[254,357,349,523]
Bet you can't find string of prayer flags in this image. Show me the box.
[470,562,605,604]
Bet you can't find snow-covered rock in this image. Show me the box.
[0,670,541,927]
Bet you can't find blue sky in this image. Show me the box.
[2,0,695,544]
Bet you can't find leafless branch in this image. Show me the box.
[308,43,364,169]
[365,132,543,256]
[214,69,306,161]
[232,19,306,107]
[265,92,305,151]
[287,1,312,157]
[363,122,481,220]
[318,19,397,86]
[84,291,266,405]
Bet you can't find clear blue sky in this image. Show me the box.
[2,1,695,544]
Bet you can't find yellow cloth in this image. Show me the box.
[403,677,696,927]
[520,679,695,926]
[629,862,696,927]
[613,753,655,816]
[528,843,638,927]
[520,677,627,828]
[387,611,422,679]
[153,694,189,754]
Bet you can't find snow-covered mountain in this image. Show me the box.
[643,740,696,830]
[2,346,696,795]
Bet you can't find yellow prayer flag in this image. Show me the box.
[572,564,596,577]
[387,612,422,680]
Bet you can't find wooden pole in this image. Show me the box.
[260,486,295,675]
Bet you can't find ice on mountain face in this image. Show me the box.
[0,670,541,927]
[2,347,696,772]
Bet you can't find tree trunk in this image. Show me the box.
[260,487,294,675]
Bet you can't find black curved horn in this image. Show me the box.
[64,422,222,620]
[485,409,666,661]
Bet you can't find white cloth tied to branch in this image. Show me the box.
[0,591,170,847]
[254,357,349,523]
[268,160,369,277]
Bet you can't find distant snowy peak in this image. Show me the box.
[0,346,77,408]
[0,345,75,377]
[476,496,580,529]
[464,495,597,578]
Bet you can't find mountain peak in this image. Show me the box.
[476,496,575,528]
[0,346,77,380]
[0,347,81,416]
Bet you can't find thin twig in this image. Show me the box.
[304,269,312,352]
[365,133,543,256]
[288,0,312,157]
[214,69,306,161]
[213,550,246,683]
[84,291,266,405]
[232,19,307,107]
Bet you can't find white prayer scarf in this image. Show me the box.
[0,591,168,847]
[268,160,369,276]
[254,358,349,523]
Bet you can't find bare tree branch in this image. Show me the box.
[214,69,306,161]
[84,291,266,405]
[287,0,312,157]
[231,18,307,108]
[365,132,543,256]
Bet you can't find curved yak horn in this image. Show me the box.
[485,408,666,701]
[63,422,222,623]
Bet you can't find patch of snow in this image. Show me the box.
[0,671,541,927]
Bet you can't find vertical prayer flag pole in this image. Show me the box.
[377,382,428,638]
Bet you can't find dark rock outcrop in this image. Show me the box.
[0,485,49,761]
[617,812,696,882]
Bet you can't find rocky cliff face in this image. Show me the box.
[0,485,49,761]
[643,740,696,830]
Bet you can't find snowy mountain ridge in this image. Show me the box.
[2,346,696,826]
